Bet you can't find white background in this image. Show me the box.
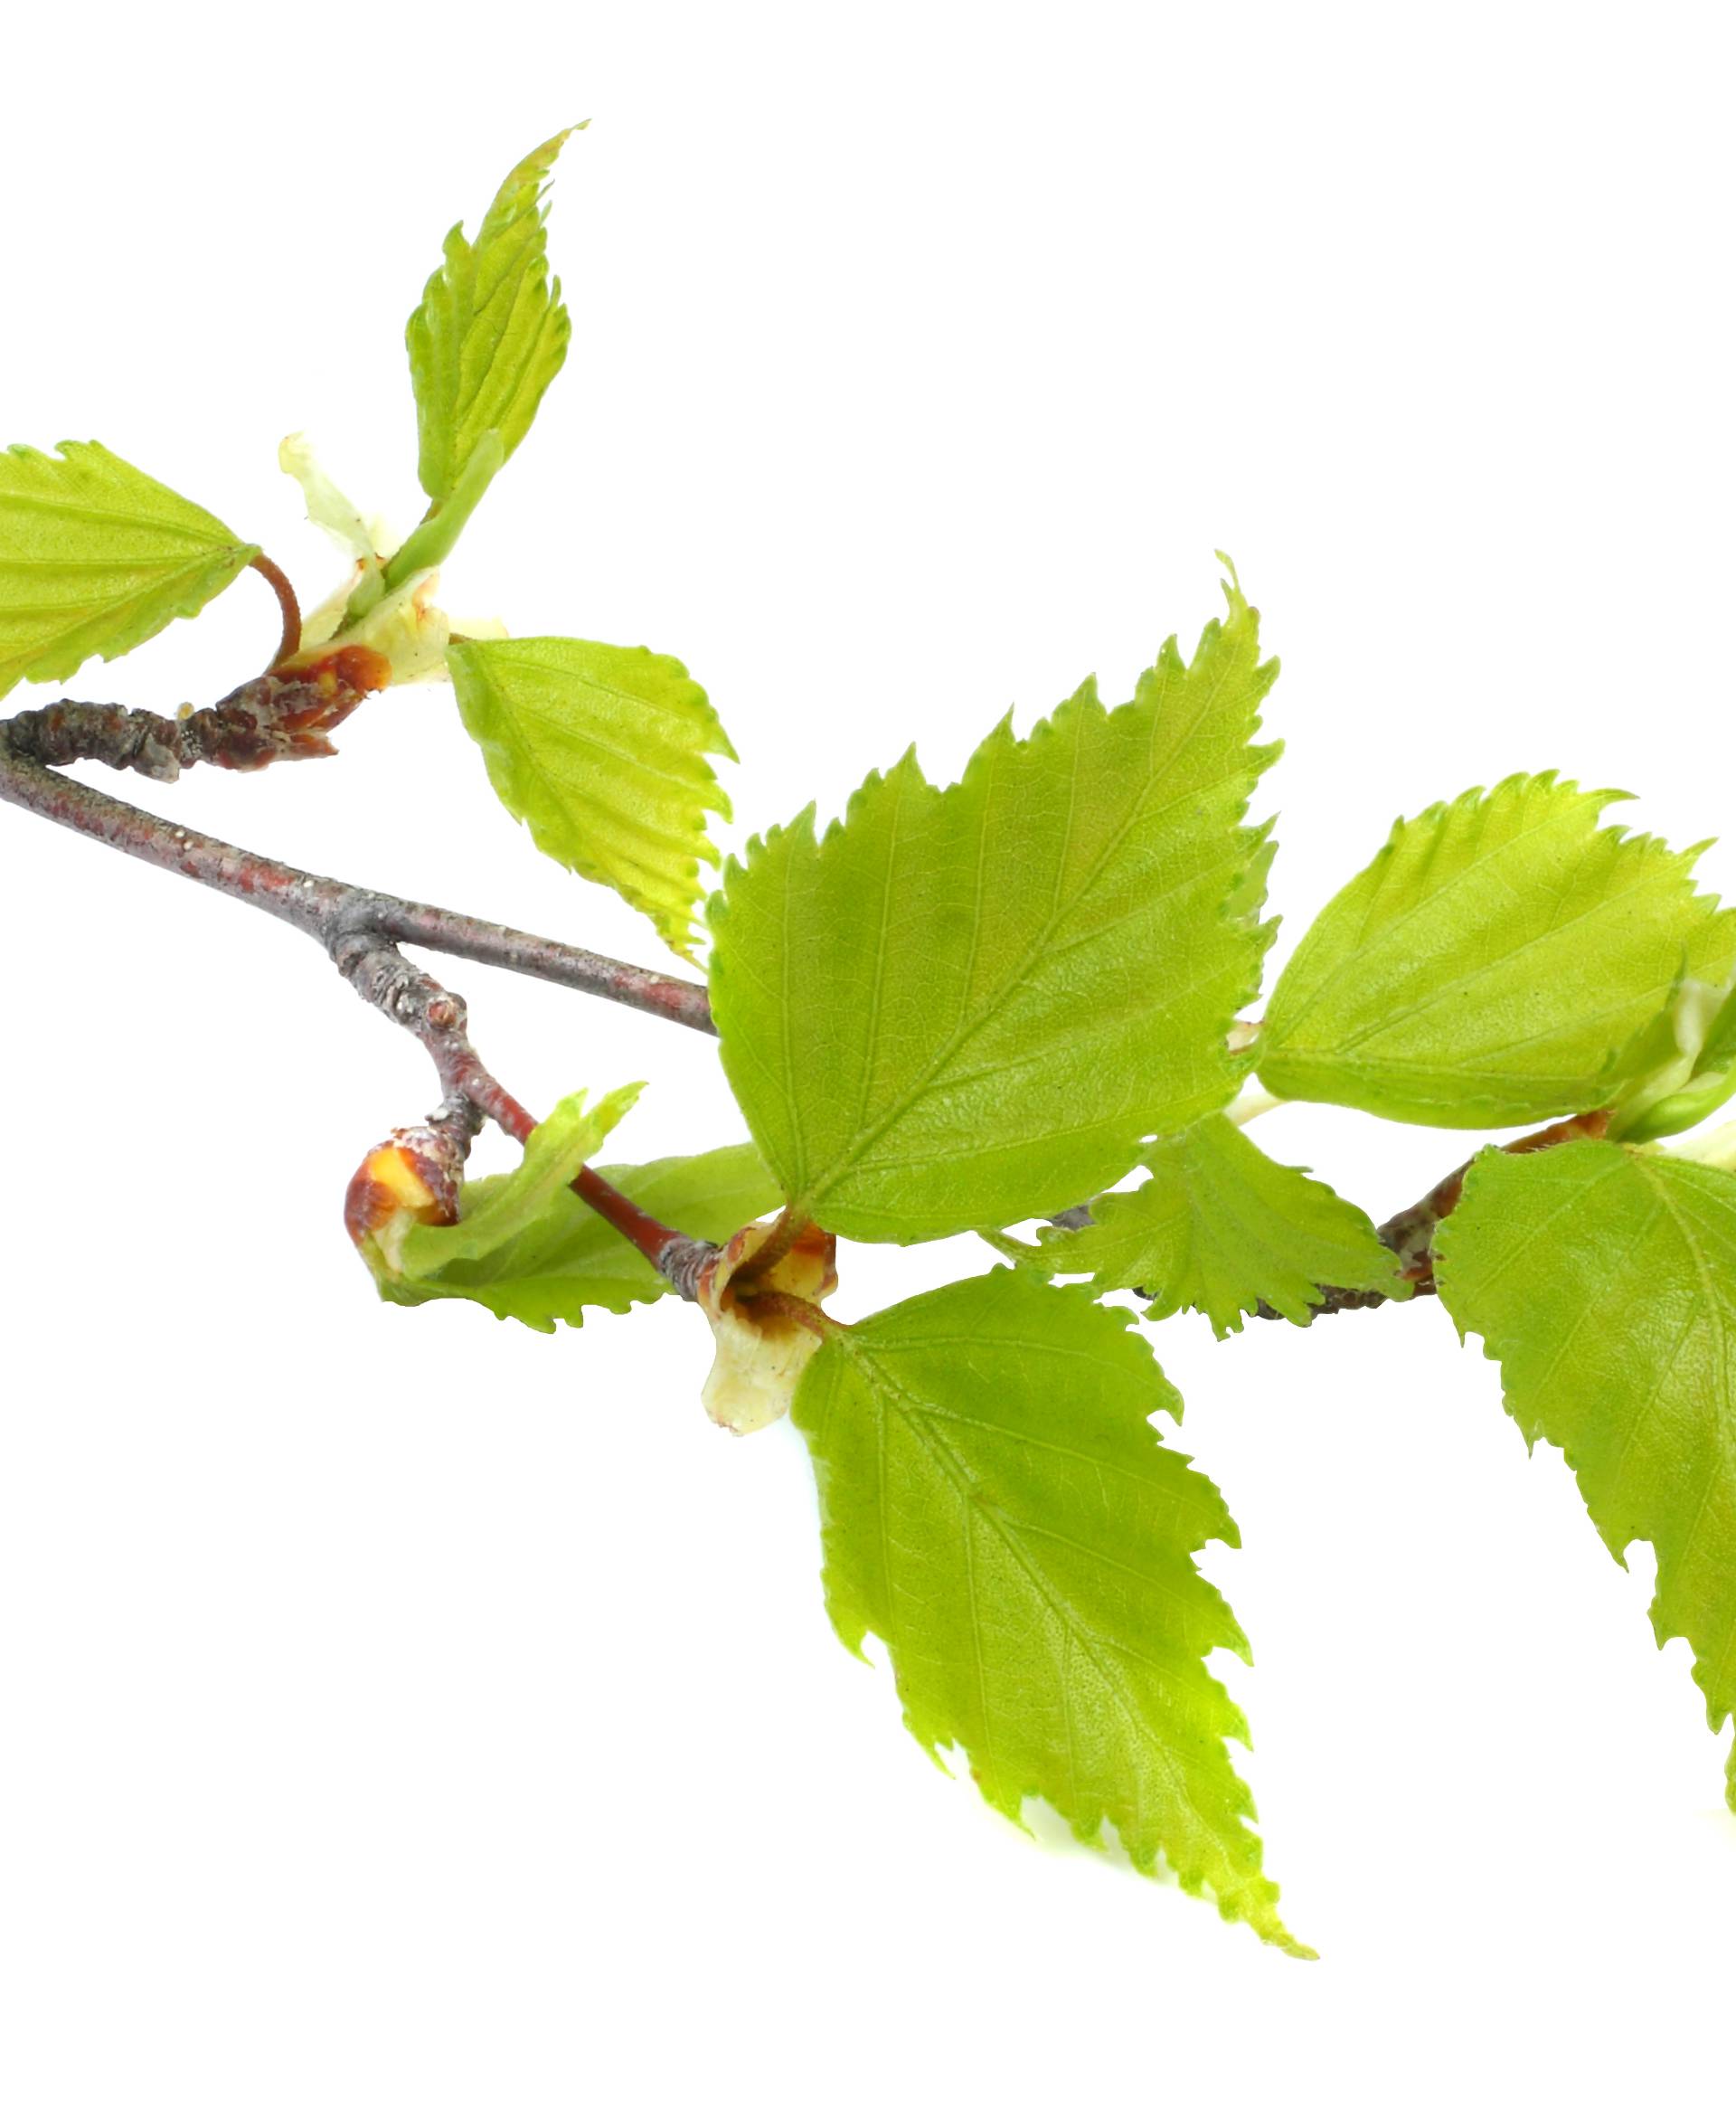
[3,4,1733,2121]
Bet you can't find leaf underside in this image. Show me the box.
[1437,1139,1736,1804]
[1008,1112,1405,1334]
[407,128,576,506]
[0,441,258,697]
[383,1140,780,1329]
[1263,773,1736,1127]
[448,636,735,961]
[709,574,1280,1244]
[793,1269,1308,1953]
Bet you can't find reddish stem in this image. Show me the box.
[486,1089,712,1289]
[455,1066,689,1270]
[572,1165,712,1290]
[749,1289,838,1339]
[0,741,714,1033]
[250,553,303,670]
[335,932,711,1288]
[1291,1107,1615,1319]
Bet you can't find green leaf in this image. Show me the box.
[709,572,1280,1244]
[1262,774,1736,1127]
[448,636,735,962]
[397,1082,640,1285]
[1003,1112,1406,1335]
[793,1268,1309,1953]
[0,441,259,698]
[1436,1138,1736,1804]
[385,1140,779,1329]
[406,128,578,509]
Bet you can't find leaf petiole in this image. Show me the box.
[338,430,507,633]
[381,431,506,597]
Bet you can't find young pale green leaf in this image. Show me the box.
[397,1083,641,1285]
[1436,1139,1736,1805]
[1003,1112,1405,1335]
[1618,975,1736,1143]
[406,128,577,508]
[448,637,735,962]
[793,1268,1308,1953]
[0,441,259,697]
[709,575,1279,1243]
[1262,774,1736,1127]
[382,1141,779,1329]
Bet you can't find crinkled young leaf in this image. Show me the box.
[0,441,258,697]
[709,574,1279,1244]
[382,1141,778,1329]
[1004,1112,1404,1335]
[1262,774,1736,1127]
[1436,1139,1736,1804]
[793,1268,1308,1953]
[448,636,735,961]
[407,129,577,507]
[396,1082,641,1286]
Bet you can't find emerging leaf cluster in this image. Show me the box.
[379,1136,779,1330]
[2,131,735,967]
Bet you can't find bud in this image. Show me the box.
[344,1125,466,1279]
[696,1216,838,1435]
[198,647,392,767]
[297,568,456,686]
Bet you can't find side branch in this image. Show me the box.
[0,738,713,1032]
[335,932,538,1142]
[0,736,719,1291]
[337,929,714,1295]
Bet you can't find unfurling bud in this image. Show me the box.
[344,1125,466,1277]
[194,647,392,769]
[269,641,393,720]
[277,433,505,690]
[697,1215,838,1435]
